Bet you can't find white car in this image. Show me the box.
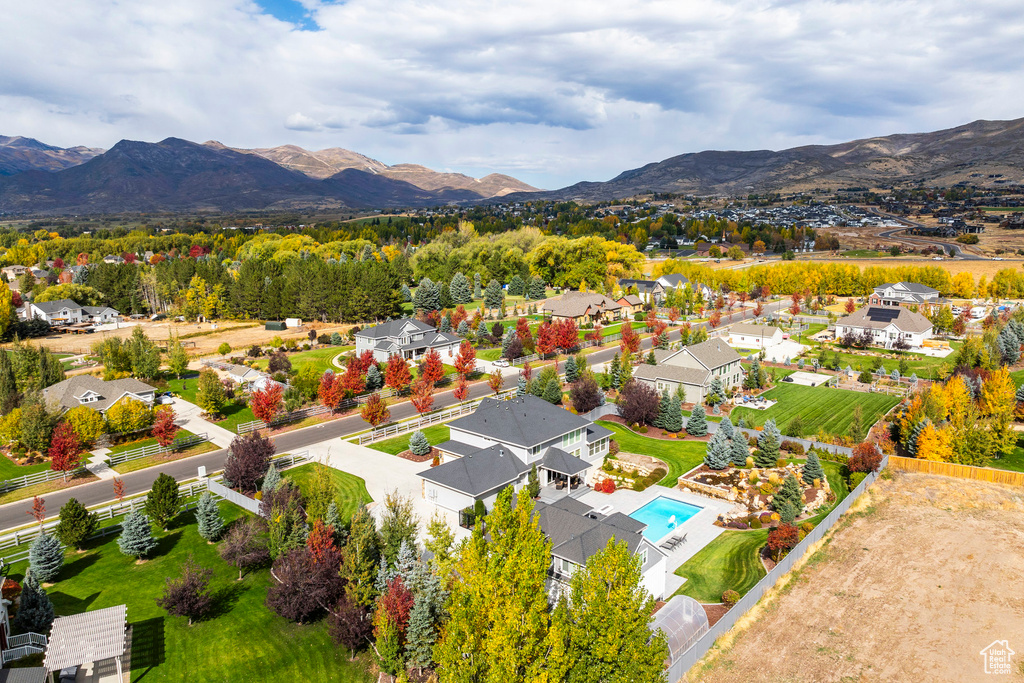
[493,358,510,368]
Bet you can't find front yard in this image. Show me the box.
[365,425,450,456]
[730,383,899,438]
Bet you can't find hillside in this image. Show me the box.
[0,135,102,176]
[506,117,1024,201]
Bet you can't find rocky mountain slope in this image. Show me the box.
[0,135,103,176]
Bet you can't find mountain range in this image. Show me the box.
[0,117,1022,214]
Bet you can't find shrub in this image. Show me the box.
[850,471,867,488]
[608,440,620,456]
[767,523,800,561]
[650,467,667,483]
[800,521,814,534]
[218,342,232,355]
[408,431,431,457]
[749,518,762,529]
[599,478,616,493]
[721,590,740,606]
[849,442,883,473]
[632,479,648,492]
[638,426,648,434]
[780,440,804,454]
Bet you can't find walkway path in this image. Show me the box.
[168,397,237,448]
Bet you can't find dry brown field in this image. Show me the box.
[689,472,1024,683]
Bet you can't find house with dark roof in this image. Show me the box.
[618,278,665,305]
[354,318,461,363]
[42,375,156,415]
[634,338,743,404]
[418,395,612,513]
[20,299,120,325]
[835,306,933,348]
[535,496,668,600]
[869,282,939,307]
[655,273,714,302]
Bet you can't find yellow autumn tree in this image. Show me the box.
[980,366,1016,459]
[950,271,975,299]
[915,422,953,462]
[0,283,14,340]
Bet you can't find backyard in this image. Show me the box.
[5,502,374,682]
[283,462,373,521]
[166,373,256,432]
[596,421,706,485]
[252,346,352,375]
[730,383,899,438]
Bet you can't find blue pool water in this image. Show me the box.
[629,497,702,540]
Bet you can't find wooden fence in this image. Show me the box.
[888,456,1024,487]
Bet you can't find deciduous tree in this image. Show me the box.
[418,349,445,386]
[195,369,227,417]
[151,406,179,448]
[219,517,270,580]
[157,555,214,625]
[104,397,154,436]
[48,422,82,481]
[360,393,391,427]
[224,432,275,493]
[249,383,284,425]
[55,498,98,550]
[410,379,434,415]
[488,369,504,395]
[616,380,660,426]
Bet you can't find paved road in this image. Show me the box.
[868,208,986,260]
[0,300,785,532]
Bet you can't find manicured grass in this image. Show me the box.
[283,463,372,522]
[111,441,219,474]
[0,454,52,480]
[0,471,99,505]
[367,425,450,456]
[6,504,373,683]
[254,346,349,374]
[166,373,200,403]
[812,347,955,378]
[106,429,197,456]
[674,529,768,602]
[992,436,1024,473]
[596,421,705,485]
[1010,370,1024,387]
[731,383,899,438]
[215,402,257,433]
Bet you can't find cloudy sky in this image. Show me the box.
[2,0,1023,188]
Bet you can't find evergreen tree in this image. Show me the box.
[685,403,708,436]
[196,492,224,541]
[730,432,750,466]
[13,573,54,635]
[507,274,525,296]
[529,277,546,300]
[656,331,669,349]
[1016,383,1024,404]
[704,429,731,469]
[707,376,725,405]
[744,358,762,389]
[450,273,472,304]
[366,365,383,391]
[564,355,579,383]
[118,511,158,558]
[890,368,901,382]
[405,590,436,672]
[772,473,804,518]
[146,472,180,531]
[473,272,482,299]
[719,415,734,440]
[645,349,656,365]
[516,374,527,397]
[484,279,504,310]
[324,501,342,536]
[654,389,671,429]
[756,419,781,467]
[262,463,281,494]
[28,533,63,583]
[456,320,470,336]
[609,353,621,389]
[502,329,516,358]
[802,451,824,485]
[543,377,562,404]
[400,283,412,302]
[438,282,453,310]
[0,350,18,413]
[476,319,488,337]
[54,497,99,550]
[527,464,540,498]
[409,430,431,456]
[664,393,683,433]
[413,278,440,312]
[737,415,747,429]
[439,315,451,334]
[906,419,926,457]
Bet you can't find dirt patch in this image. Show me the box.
[396,447,438,463]
[702,603,730,627]
[690,472,1024,682]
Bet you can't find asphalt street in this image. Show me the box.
[0,300,784,532]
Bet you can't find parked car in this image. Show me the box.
[493,358,510,368]
[150,313,166,321]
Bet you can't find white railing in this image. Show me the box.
[237,405,334,434]
[357,390,516,445]
[6,633,47,649]
[106,433,210,466]
[206,451,310,515]
[2,642,46,665]
[0,465,89,495]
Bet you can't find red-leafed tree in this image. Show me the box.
[418,349,445,386]
[536,321,557,357]
[189,244,206,259]
[360,394,390,427]
[113,478,125,502]
[644,310,658,332]
[451,305,468,329]
[410,379,434,415]
[49,422,82,481]
[620,323,641,354]
[453,341,476,377]
[488,369,504,395]
[849,442,883,473]
[554,318,579,352]
[152,407,180,448]
[708,311,722,328]
[760,285,771,300]
[767,523,800,561]
[652,319,668,339]
[585,322,603,344]
[306,519,337,564]
[351,350,376,376]
[845,297,856,314]
[668,308,680,325]
[76,253,89,266]
[753,301,764,318]
[515,317,534,352]
[384,354,412,393]
[521,360,533,382]
[340,367,366,396]
[11,291,22,308]
[53,257,64,269]
[318,372,344,411]
[250,383,284,425]
[27,496,45,525]
[453,376,469,403]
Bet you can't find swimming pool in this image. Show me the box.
[629,497,702,541]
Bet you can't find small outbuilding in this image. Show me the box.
[652,594,710,682]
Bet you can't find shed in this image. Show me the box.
[285,318,303,328]
[652,594,709,672]
[264,321,287,331]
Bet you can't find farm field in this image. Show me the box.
[5,503,374,683]
[366,425,450,455]
[596,421,705,485]
[731,383,899,438]
[690,473,1024,683]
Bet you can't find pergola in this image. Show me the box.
[43,605,128,679]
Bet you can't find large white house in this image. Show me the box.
[42,375,155,415]
[418,395,612,513]
[656,273,715,302]
[728,323,783,348]
[20,299,120,325]
[835,306,934,348]
[355,318,461,363]
[869,282,939,307]
[633,338,743,404]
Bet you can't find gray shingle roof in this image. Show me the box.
[540,447,590,476]
[586,423,613,443]
[633,363,710,386]
[42,375,155,413]
[542,292,622,319]
[657,274,690,288]
[535,497,646,565]
[729,323,781,337]
[448,395,593,448]
[875,282,938,295]
[355,318,435,340]
[837,306,933,334]
[418,444,529,496]
[682,338,742,370]
[619,279,663,295]
[434,440,480,458]
[31,299,81,314]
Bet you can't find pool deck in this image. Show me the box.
[575,485,735,596]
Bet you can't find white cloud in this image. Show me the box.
[1,0,1022,188]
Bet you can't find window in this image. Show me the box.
[638,548,648,567]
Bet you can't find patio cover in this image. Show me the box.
[43,605,127,675]
[540,447,590,476]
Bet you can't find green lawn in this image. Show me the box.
[6,504,373,682]
[992,435,1024,473]
[283,463,373,522]
[731,383,899,438]
[254,346,350,374]
[166,373,200,403]
[367,425,450,455]
[106,429,198,456]
[813,347,956,379]
[477,348,502,361]
[1010,370,1024,387]
[0,454,52,480]
[674,529,768,602]
[596,421,705,485]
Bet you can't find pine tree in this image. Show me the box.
[439,315,451,333]
[507,274,525,297]
[730,432,750,466]
[366,365,383,391]
[686,403,708,436]
[476,319,488,337]
[13,573,54,635]
[324,501,342,536]
[564,355,579,383]
[409,430,431,456]
[707,376,725,405]
[664,393,683,433]
[527,464,540,498]
[906,419,926,457]
[654,389,671,429]
[501,329,516,358]
[196,492,224,542]
[719,415,734,440]
[516,374,527,397]
[0,350,18,413]
[118,511,158,559]
[28,533,63,583]
[146,472,180,531]
[54,497,98,550]
[609,353,621,389]
[405,592,436,672]
[450,273,472,304]
[802,452,824,485]
[756,419,781,467]
[457,320,469,336]
[400,284,412,302]
[529,277,546,299]
[473,273,482,299]
[773,474,804,518]
[262,463,281,494]
[438,282,453,310]
[543,377,562,404]
[331,332,343,345]
[645,349,656,365]
[704,429,731,469]
[737,416,747,429]
[484,279,504,310]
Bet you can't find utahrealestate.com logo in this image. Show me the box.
[980,640,1015,675]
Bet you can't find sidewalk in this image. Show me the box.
[168,397,236,448]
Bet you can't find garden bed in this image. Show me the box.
[396,447,437,463]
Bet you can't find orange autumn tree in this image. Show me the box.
[152,406,180,448]
[418,349,445,386]
[452,341,476,377]
[318,372,345,411]
[619,323,640,354]
[488,369,504,395]
[453,376,469,403]
[410,379,434,415]
[250,383,284,425]
[385,354,412,394]
[361,394,390,427]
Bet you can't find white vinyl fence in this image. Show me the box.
[105,433,210,466]
[0,466,89,495]
[357,390,517,445]
[207,451,311,515]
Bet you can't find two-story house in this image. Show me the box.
[418,395,612,513]
[633,338,743,404]
[20,299,120,325]
[655,273,715,303]
[835,306,933,348]
[618,278,666,305]
[355,318,461,363]
[42,375,156,415]
[868,282,939,307]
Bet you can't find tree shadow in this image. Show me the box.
[48,590,102,615]
[165,508,196,532]
[58,551,101,580]
[153,530,182,558]
[128,616,165,681]
[204,581,248,621]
